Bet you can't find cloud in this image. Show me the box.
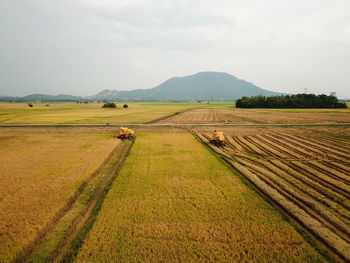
[0,0,349,97]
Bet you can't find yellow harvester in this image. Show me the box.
[210,130,225,146]
[116,127,134,139]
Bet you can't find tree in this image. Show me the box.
[102,102,117,108]
[236,94,347,109]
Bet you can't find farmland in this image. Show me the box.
[0,129,125,262]
[74,132,325,262]
[0,102,232,124]
[194,126,350,261]
[0,102,349,262]
[1,103,349,125]
[157,108,350,124]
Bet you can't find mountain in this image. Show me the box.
[89,90,119,100]
[0,94,84,102]
[23,94,84,101]
[91,72,282,101]
[0,72,283,102]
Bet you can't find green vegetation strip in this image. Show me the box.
[74,132,325,262]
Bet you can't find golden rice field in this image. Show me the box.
[195,126,350,261]
[75,132,325,262]
[0,102,232,124]
[0,131,120,262]
[1,102,349,125]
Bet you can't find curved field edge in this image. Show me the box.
[192,130,346,262]
[22,140,133,263]
[74,132,325,263]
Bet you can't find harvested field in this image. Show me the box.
[75,133,325,262]
[157,108,350,124]
[194,126,350,261]
[0,131,121,262]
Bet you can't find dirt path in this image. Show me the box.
[15,140,133,263]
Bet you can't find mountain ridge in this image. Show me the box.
[90,72,282,101]
[1,72,283,102]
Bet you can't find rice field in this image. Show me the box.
[0,131,121,262]
[0,102,232,124]
[75,132,325,262]
[195,127,350,261]
[157,108,350,124]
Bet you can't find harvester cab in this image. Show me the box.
[116,127,134,140]
[210,130,225,146]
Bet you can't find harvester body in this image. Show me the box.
[117,127,134,139]
[211,131,225,146]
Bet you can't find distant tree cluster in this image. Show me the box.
[236,94,347,109]
[102,102,117,108]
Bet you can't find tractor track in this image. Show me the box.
[281,134,350,160]
[272,133,328,158]
[270,160,350,210]
[244,135,290,158]
[232,155,350,220]
[253,135,297,159]
[261,134,313,159]
[273,133,350,162]
[325,161,350,176]
[306,162,350,185]
[13,140,133,263]
[234,157,350,243]
[294,134,350,155]
[284,161,350,199]
[234,156,350,222]
[194,130,350,262]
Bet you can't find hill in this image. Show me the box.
[91,72,282,101]
[0,72,283,102]
[0,94,84,102]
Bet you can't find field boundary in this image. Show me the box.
[15,139,133,263]
[190,130,342,263]
[146,107,194,124]
[57,138,134,263]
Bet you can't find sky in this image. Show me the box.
[1,0,350,98]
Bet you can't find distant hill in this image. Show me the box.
[91,72,282,101]
[0,94,84,102]
[89,90,119,100]
[0,72,283,102]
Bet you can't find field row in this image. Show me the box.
[158,108,350,124]
[196,130,350,261]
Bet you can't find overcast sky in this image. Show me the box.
[1,0,350,98]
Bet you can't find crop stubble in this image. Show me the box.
[195,126,350,261]
[158,108,350,124]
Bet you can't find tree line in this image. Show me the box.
[236,94,347,108]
